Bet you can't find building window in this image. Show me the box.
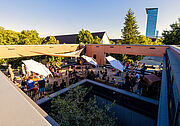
[93,54,96,59]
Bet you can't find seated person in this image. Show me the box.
[112,69,118,76]
[110,78,115,84]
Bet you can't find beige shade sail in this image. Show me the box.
[31,48,84,58]
[0,44,79,59]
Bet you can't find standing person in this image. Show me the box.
[38,75,45,97]
[45,80,51,91]
[125,73,130,91]
[159,63,163,70]
[141,63,147,76]
[134,61,138,69]
[126,62,129,70]
[27,76,35,97]
[46,62,49,69]
[135,72,140,82]
[95,71,100,79]
[80,59,83,69]
[123,60,126,68]
[21,78,27,92]
[60,79,66,89]
[129,64,134,73]
[8,64,14,81]
[53,80,59,92]
[138,76,144,95]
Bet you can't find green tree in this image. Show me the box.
[122,8,140,44]
[50,85,117,126]
[75,29,101,44]
[44,36,59,44]
[110,40,115,44]
[138,35,153,45]
[0,27,61,68]
[162,18,180,45]
[116,39,122,44]
[93,36,101,44]
[19,30,43,45]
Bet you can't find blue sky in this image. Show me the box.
[0,0,180,38]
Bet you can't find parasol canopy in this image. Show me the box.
[81,55,97,66]
[106,56,124,72]
[22,59,52,77]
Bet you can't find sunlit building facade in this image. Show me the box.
[146,8,158,38]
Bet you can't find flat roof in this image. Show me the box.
[0,71,51,126]
[146,8,158,14]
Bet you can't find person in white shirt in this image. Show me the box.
[135,72,140,82]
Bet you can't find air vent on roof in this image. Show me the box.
[149,47,156,49]
[49,47,54,48]
[110,46,114,48]
[126,47,131,48]
[96,46,99,47]
[8,48,15,50]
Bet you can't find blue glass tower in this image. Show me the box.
[146,8,158,38]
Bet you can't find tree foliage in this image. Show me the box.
[110,40,115,44]
[44,36,59,44]
[0,27,60,68]
[75,29,101,44]
[122,8,140,44]
[50,85,117,126]
[162,18,180,45]
[138,35,153,45]
[0,27,59,45]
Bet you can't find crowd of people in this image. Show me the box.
[8,59,163,100]
[85,61,162,98]
[13,62,84,100]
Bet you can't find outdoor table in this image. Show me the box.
[144,74,161,86]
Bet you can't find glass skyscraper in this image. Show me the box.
[146,8,158,38]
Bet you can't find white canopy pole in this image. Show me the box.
[21,64,26,75]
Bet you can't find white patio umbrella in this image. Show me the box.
[81,55,97,66]
[22,59,52,77]
[106,56,124,72]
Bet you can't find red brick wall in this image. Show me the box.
[86,45,169,65]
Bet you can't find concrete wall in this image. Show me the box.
[86,45,169,65]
